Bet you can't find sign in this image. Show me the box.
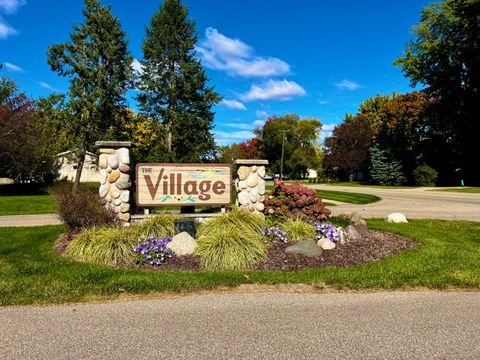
[136,163,232,206]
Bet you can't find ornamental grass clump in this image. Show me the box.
[315,222,340,243]
[281,218,316,242]
[134,235,175,266]
[195,209,267,271]
[132,213,176,240]
[65,226,136,266]
[264,183,330,221]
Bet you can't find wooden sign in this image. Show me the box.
[136,163,232,206]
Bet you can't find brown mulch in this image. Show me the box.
[55,228,419,272]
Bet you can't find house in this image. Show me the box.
[54,151,99,182]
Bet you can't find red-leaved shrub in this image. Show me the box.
[264,183,330,221]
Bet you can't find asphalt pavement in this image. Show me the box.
[0,290,479,359]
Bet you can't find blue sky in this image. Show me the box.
[1,0,431,145]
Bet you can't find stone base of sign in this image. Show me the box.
[234,159,268,216]
[95,141,134,225]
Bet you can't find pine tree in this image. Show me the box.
[370,144,406,186]
[137,0,220,162]
[47,0,132,191]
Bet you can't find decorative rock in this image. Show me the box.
[249,188,259,203]
[317,238,336,250]
[107,165,112,173]
[113,205,121,213]
[247,173,259,187]
[108,155,119,170]
[167,232,197,256]
[119,164,130,174]
[99,183,110,198]
[99,154,108,169]
[99,169,107,185]
[113,198,122,206]
[257,166,266,178]
[117,148,130,164]
[110,185,120,199]
[385,212,408,223]
[251,165,257,173]
[120,203,130,213]
[120,190,129,203]
[238,166,250,181]
[118,213,130,222]
[258,195,265,202]
[99,198,108,206]
[255,202,265,211]
[108,170,120,183]
[350,212,368,231]
[285,241,323,257]
[237,190,250,205]
[248,204,255,212]
[258,179,266,195]
[99,148,115,154]
[238,180,247,190]
[116,173,131,190]
[345,225,361,241]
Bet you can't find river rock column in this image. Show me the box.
[234,159,268,216]
[95,141,134,225]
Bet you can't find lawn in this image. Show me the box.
[267,185,380,204]
[0,195,57,215]
[429,187,480,193]
[1,219,479,305]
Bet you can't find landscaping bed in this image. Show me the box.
[55,228,419,272]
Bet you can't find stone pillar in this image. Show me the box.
[95,141,134,225]
[234,159,268,216]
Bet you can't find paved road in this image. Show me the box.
[0,214,61,227]
[312,185,480,221]
[0,291,479,359]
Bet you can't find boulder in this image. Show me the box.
[317,238,336,250]
[249,188,259,203]
[99,183,110,198]
[258,179,266,195]
[110,185,120,199]
[285,240,323,257]
[255,202,265,211]
[119,164,130,174]
[108,170,120,183]
[247,173,259,187]
[238,180,247,190]
[350,212,368,231]
[385,213,408,223]
[118,213,130,222]
[113,198,122,206]
[120,203,130,213]
[257,166,266,178]
[99,169,107,185]
[99,154,108,169]
[167,232,197,256]
[117,148,130,164]
[345,225,361,241]
[237,190,250,205]
[108,155,119,170]
[120,190,129,203]
[116,173,131,190]
[238,166,250,181]
[251,165,257,173]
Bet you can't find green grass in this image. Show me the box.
[0,195,57,215]
[266,185,380,204]
[429,187,480,193]
[1,219,479,305]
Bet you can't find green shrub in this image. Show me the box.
[281,218,316,242]
[413,164,438,186]
[50,182,117,229]
[65,226,136,266]
[131,213,176,240]
[195,209,267,271]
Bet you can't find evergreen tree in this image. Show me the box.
[137,0,220,162]
[47,0,132,191]
[370,144,406,186]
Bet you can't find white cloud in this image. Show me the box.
[220,99,246,110]
[252,119,265,127]
[321,123,336,139]
[334,79,360,90]
[0,0,26,14]
[224,123,251,130]
[240,79,306,102]
[131,58,143,74]
[255,110,268,119]
[0,17,17,39]
[3,61,23,72]
[196,27,290,77]
[215,130,254,145]
[39,82,58,91]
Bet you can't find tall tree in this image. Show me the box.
[394,0,480,184]
[137,0,220,162]
[47,0,132,191]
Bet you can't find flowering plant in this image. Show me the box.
[264,183,330,221]
[314,222,339,243]
[263,227,288,243]
[134,235,175,265]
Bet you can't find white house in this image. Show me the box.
[55,151,99,182]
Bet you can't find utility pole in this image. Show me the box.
[280,130,288,181]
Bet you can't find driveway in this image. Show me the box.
[311,185,480,221]
[0,291,479,359]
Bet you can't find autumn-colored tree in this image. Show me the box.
[324,114,373,181]
[239,138,261,159]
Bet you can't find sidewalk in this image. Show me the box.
[0,214,62,227]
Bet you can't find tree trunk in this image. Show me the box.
[72,139,87,193]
